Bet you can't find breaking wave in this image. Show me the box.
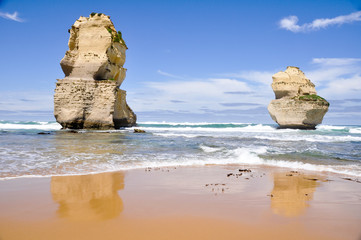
[0,121,61,130]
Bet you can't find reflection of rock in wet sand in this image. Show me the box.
[51,172,124,221]
[271,172,321,217]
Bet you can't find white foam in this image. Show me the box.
[138,121,250,126]
[241,124,277,132]
[199,145,224,153]
[153,130,361,142]
[226,147,361,177]
[137,125,280,133]
[254,134,361,143]
[153,133,200,138]
[317,125,347,130]
[0,122,61,130]
[350,128,361,134]
[2,146,360,180]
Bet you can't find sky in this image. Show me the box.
[0,0,360,124]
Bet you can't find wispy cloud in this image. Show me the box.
[221,70,273,85]
[312,58,361,66]
[224,91,254,95]
[170,100,186,103]
[307,58,361,85]
[127,76,268,115]
[0,91,53,112]
[305,58,361,100]
[157,70,183,79]
[279,11,361,33]
[220,102,261,107]
[145,78,254,111]
[0,11,25,22]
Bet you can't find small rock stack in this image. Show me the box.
[268,66,329,129]
[54,13,136,129]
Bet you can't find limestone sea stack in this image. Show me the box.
[268,66,329,129]
[54,13,136,129]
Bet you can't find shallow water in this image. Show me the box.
[0,120,360,179]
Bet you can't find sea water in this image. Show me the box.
[0,120,360,179]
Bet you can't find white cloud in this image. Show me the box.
[316,73,361,99]
[279,11,361,33]
[0,91,53,111]
[312,58,361,66]
[157,70,183,79]
[306,58,361,99]
[321,75,361,96]
[0,11,25,22]
[128,77,270,114]
[279,16,302,32]
[307,58,361,86]
[148,78,252,96]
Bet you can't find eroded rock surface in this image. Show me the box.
[268,66,329,129]
[54,13,136,129]
[271,66,317,99]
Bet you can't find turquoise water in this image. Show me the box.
[0,120,360,179]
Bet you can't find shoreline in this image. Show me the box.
[1,165,360,240]
[1,162,361,181]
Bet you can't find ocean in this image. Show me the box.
[0,120,360,180]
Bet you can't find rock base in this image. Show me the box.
[268,98,328,130]
[54,79,136,129]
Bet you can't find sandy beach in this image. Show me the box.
[0,165,360,240]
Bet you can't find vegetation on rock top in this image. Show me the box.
[90,12,103,17]
[294,94,330,106]
[106,27,127,48]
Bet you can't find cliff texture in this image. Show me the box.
[268,66,329,129]
[54,13,136,129]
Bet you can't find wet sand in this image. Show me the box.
[0,165,360,240]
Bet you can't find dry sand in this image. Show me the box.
[0,165,360,240]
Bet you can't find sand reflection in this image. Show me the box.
[271,172,321,217]
[51,172,124,221]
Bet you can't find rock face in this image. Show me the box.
[54,13,136,129]
[268,66,329,129]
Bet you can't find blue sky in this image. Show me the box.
[0,0,360,124]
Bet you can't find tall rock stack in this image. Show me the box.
[54,13,136,129]
[268,66,329,129]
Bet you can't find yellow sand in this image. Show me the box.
[0,166,360,240]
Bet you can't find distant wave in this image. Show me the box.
[149,129,361,143]
[317,125,346,130]
[138,121,252,126]
[1,120,359,134]
[350,128,361,134]
[0,121,61,130]
[254,134,361,143]
[136,124,287,133]
[199,144,224,153]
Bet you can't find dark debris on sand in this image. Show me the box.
[342,177,361,183]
